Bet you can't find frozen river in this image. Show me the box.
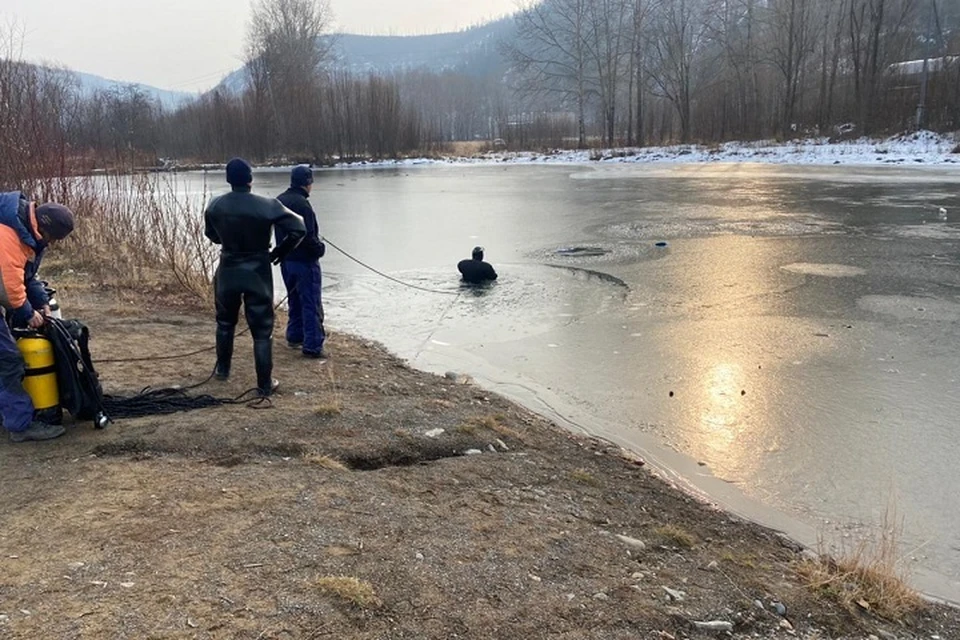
[191,162,960,601]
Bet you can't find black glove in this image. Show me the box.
[317,241,326,259]
[271,234,304,265]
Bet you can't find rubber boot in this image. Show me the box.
[215,324,235,380]
[253,338,279,396]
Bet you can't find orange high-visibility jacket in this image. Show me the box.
[0,198,42,322]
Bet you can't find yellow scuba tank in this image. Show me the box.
[16,333,62,424]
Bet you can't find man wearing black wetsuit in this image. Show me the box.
[204,158,306,396]
[457,246,498,284]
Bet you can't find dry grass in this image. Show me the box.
[796,511,926,621]
[304,453,348,471]
[487,421,524,443]
[47,172,217,304]
[456,421,481,436]
[445,141,487,157]
[324,544,362,557]
[314,361,343,416]
[314,402,342,416]
[458,414,524,443]
[720,551,758,569]
[570,469,600,487]
[316,576,381,609]
[654,524,696,549]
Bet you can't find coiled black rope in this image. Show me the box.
[42,318,271,422]
[101,386,268,419]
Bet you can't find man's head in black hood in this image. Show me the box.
[226,158,253,187]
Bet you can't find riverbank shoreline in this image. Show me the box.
[1,279,958,638]
[111,130,960,177]
[361,130,960,169]
[155,130,960,176]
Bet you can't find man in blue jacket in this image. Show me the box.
[276,165,326,358]
[0,192,75,442]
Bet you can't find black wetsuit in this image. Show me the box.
[204,186,305,393]
[458,258,498,284]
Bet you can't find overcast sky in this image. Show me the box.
[1,0,518,93]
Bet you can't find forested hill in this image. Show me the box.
[216,18,513,94]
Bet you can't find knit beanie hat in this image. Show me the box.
[35,203,75,240]
[226,158,253,186]
[291,165,314,188]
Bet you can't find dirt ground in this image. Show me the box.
[1,282,959,640]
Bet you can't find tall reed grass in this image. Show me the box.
[3,27,214,304]
[48,172,217,304]
[797,507,925,621]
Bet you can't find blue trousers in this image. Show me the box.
[281,260,324,355]
[0,313,33,433]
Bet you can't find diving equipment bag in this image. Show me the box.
[45,318,108,428]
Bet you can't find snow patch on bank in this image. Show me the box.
[344,130,959,169]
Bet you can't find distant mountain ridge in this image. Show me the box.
[45,18,515,106]
[214,17,515,95]
[334,17,513,75]
[69,70,196,110]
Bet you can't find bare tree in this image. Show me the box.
[502,0,593,148]
[626,0,655,146]
[764,0,820,136]
[245,0,335,158]
[585,0,634,144]
[646,0,714,142]
[815,0,849,133]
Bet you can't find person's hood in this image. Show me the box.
[0,191,39,250]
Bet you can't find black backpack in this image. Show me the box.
[45,318,108,428]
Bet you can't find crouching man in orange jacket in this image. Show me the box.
[0,192,75,443]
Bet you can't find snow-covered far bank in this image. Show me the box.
[339,129,960,169]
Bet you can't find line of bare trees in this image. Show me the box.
[0,34,217,299]
[1,2,441,174]
[0,28,76,192]
[504,0,960,146]
[5,0,960,179]
[162,0,430,163]
[160,70,427,163]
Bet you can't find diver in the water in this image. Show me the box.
[457,246,498,284]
